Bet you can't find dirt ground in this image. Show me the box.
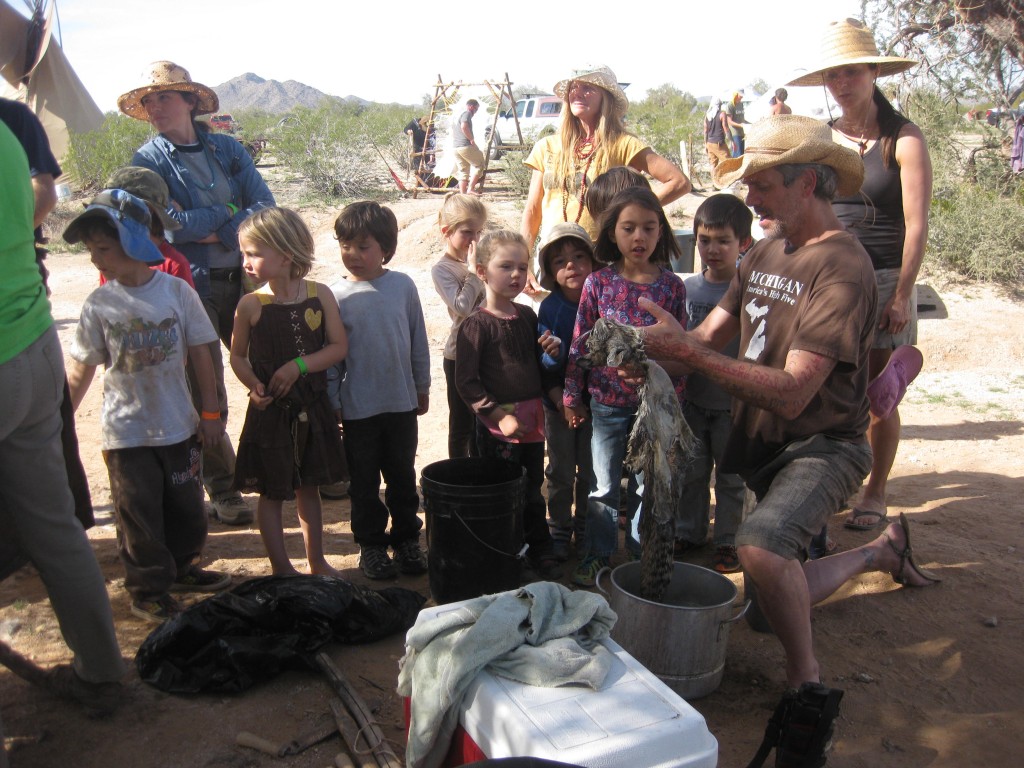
[1,174,1022,768]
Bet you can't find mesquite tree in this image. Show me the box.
[863,0,1024,107]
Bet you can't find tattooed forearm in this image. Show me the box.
[662,341,836,420]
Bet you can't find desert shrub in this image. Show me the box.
[897,88,1024,284]
[271,100,411,198]
[629,84,703,166]
[63,113,154,191]
[502,151,532,199]
[929,185,1024,283]
[231,108,278,141]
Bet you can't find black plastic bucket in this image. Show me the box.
[421,458,525,604]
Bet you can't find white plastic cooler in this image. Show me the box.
[408,601,718,768]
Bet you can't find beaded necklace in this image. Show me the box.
[561,137,597,224]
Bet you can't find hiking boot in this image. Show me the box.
[712,545,741,574]
[171,566,232,593]
[211,494,253,525]
[359,545,397,580]
[571,556,610,587]
[130,594,182,624]
[44,665,123,718]
[319,480,351,500]
[393,538,428,575]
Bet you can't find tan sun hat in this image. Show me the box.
[713,115,865,196]
[787,18,917,87]
[553,65,629,118]
[537,222,594,291]
[117,61,219,121]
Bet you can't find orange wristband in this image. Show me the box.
[201,410,221,421]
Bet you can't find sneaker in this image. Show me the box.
[712,545,741,574]
[393,538,428,575]
[319,480,350,500]
[44,665,123,717]
[130,594,182,624]
[171,566,232,593]
[572,556,610,587]
[359,545,397,580]
[211,494,253,525]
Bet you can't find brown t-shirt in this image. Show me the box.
[455,304,543,416]
[719,231,878,476]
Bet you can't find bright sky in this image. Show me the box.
[45,0,863,113]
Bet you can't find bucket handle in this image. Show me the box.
[594,566,612,596]
[717,599,751,641]
[451,508,529,560]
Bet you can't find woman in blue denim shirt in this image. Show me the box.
[116,61,275,527]
[118,61,275,345]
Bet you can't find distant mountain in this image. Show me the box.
[211,73,371,114]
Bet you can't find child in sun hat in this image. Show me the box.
[65,189,232,624]
[536,222,595,561]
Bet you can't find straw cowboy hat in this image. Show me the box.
[117,61,219,121]
[553,65,629,118]
[713,114,865,196]
[787,18,917,87]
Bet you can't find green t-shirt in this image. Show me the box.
[0,121,52,365]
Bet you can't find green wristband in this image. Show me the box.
[294,356,308,375]
[226,202,239,216]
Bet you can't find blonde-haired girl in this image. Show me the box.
[431,192,487,457]
[520,65,691,287]
[230,207,348,576]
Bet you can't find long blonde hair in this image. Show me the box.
[553,86,628,187]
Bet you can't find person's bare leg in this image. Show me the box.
[469,171,484,194]
[848,348,899,526]
[805,518,936,597]
[739,546,820,687]
[742,521,935,687]
[256,497,300,575]
[296,486,342,577]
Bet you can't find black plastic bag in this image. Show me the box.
[136,575,425,693]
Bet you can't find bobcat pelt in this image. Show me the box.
[581,318,696,601]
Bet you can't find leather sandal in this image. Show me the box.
[886,512,941,586]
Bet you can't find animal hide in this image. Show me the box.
[581,318,696,601]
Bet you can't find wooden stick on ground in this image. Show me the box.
[315,652,402,768]
[330,699,377,768]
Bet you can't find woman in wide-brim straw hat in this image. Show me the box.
[118,61,276,527]
[787,19,933,534]
[520,65,691,292]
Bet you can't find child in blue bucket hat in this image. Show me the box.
[64,189,233,624]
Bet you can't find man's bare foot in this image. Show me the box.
[271,564,301,576]
[844,494,888,530]
[876,516,940,587]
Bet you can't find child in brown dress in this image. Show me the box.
[229,208,348,576]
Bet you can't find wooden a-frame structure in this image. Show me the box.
[411,72,531,197]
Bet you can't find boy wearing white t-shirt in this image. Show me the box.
[66,189,231,624]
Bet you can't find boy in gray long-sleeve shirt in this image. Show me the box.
[330,202,431,580]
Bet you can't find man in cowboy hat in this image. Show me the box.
[638,114,939,755]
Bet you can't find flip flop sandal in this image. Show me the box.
[886,512,942,586]
[843,508,888,531]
